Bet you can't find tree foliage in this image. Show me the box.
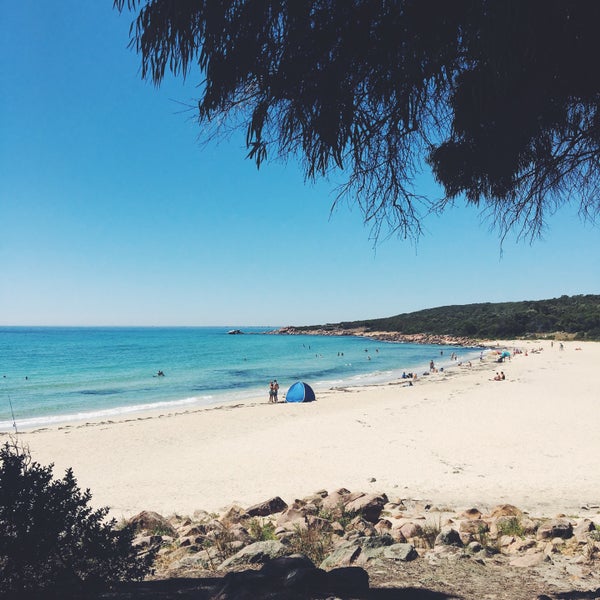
[305,294,600,340]
[0,440,152,597]
[114,0,600,239]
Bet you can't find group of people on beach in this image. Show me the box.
[268,380,279,403]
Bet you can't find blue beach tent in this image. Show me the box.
[285,381,316,403]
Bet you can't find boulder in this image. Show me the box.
[319,542,362,569]
[320,488,352,513]
[276,508,307,529]
[383,543,419,562]
[573,518,596,540]
[128,510,176,537]
[246,496,288,517]
[220,504,249,524]
[374,519,392,536]
[325,567,369,595]
[435,527,463,547]
[345,492,388,523]
[219,540,288,569]
[489,504,523,518]
[536,519,573,540]
[399,522,423,539]
[510,552,548,568]
[460,507,483,520]
[458,519,489,535]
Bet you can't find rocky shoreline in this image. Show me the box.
[269,326,488,348]
[121,488,600,599]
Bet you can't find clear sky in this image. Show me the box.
[1,2,599,327]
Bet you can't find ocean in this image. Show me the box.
[0,327,481,431]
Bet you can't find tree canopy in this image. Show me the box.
[115,0,600,240]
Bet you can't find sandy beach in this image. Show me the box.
[7,339,599,520]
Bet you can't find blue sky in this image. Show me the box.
[1,2,598,327]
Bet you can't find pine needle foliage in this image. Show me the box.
[114,0,600,241]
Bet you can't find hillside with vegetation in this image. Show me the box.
[300,295,600,340]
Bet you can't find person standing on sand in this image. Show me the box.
[273,379,279,402]
[268,381,275,403]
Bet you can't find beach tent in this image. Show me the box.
[500,351,511,358]
[285,381,316,403]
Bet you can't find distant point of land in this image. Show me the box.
[274,294,600,342]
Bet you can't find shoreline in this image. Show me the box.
[8,339,599,521]
[1,338,485,434]
[270,326,488,347]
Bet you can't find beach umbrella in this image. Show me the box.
[285,381,316,403]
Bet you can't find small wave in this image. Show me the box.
[77,389,123,396]
[0,395,215,432]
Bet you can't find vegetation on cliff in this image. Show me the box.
[298,295,600,340]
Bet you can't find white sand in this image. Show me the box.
[8,339,600,520]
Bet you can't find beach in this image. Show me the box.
[9,339,600,520]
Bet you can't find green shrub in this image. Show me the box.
[248,518,277,541]
[497,517,525,538]
[0,440,153,597]
[287,522,333,565]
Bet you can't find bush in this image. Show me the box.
[0,439,153,597]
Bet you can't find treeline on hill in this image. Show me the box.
[306,295,600,340]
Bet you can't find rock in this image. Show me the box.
[220,504,249,524]
[536,519,573,540]
[179,524,208,537]
[460,508,483,520]
[319,542,361,569]
[489,504,523,518]
[383,543,418,561]
[325,567,369,595]
[374,518,392,534]
[459,519,489,535]
[321,488,352,513]
[283,566,328,592]
[510,552,548,567]
[260,554,316,576]
[435,527,463,547]
[128,510,176,537]
[219,540,287,569]
[306,515,332,531]
[346,515,377,536]
[359,533,395,549]
[573,518,596,540]
[228,523,252,544]
[399,522,423,539]
[132,534,163,549]
[276,508,307,529]
[345,492,388,523]
[246,496,288,517]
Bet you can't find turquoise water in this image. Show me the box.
[0,327,481,430]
